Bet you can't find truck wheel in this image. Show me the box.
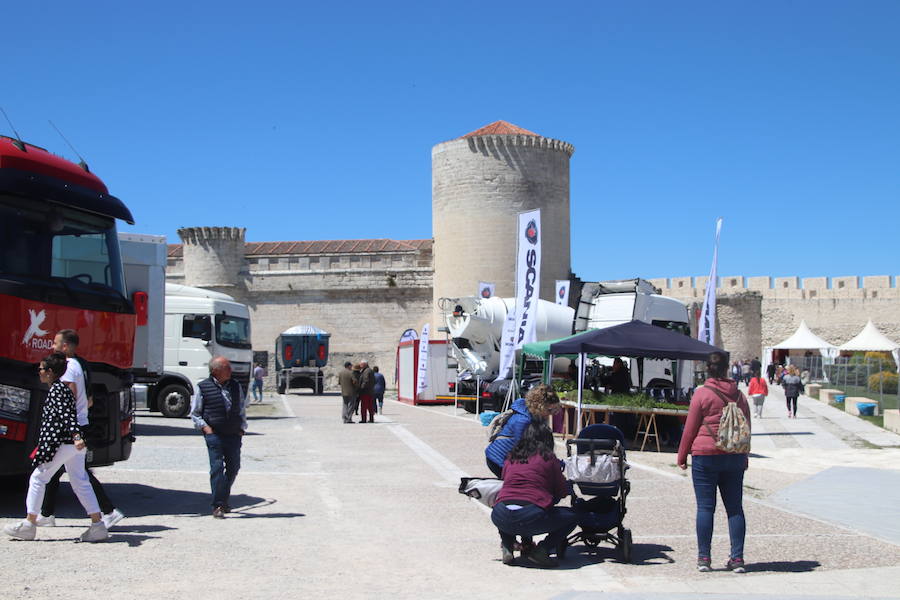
[158,384,191,418]
[277,375,286,395]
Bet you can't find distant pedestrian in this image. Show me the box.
[373,366,386,414]
[782,365,804,419]
[251,363,266,404]
[37,329,124,531]
[190,357,247,518]
[731,362,741,381]
[358,361,376,423]
[766,362,776,384]
[677,351,751,574]
[748,371,768,418]
[338,362,358,424]
[740,361,751,385]
[4,352,108,542]
[352,363,362,415]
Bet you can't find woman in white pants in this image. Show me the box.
[4,352,108,542]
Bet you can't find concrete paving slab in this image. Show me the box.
[769,466,900,546]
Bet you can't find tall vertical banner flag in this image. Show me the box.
[416,324,430,393]
[497,209,542,379]
[555,280,570,306]
[478,282,495,299]
[697,218,723,345]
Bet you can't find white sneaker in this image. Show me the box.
[101,509,125,529]
[35,514,56,527]
[80,522,109,542]
[4,520,36,540]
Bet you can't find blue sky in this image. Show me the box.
[4,1,898,283]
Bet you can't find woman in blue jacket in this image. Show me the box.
[485,384,560,477]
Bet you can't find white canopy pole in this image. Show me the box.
[576,351,584,433]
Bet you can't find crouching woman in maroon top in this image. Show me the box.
[490,420,577,568]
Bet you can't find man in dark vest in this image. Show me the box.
[190,356,247,518]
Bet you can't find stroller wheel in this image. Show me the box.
[617,528,633,563]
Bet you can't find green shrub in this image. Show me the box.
[865,352,897,373]
[868,371,898,394]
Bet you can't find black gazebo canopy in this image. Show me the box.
[549,320,723,361]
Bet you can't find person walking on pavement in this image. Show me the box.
[36,329,125,530]
[782,365,804,419]
[4,352,108,542]
[358,361,376,423]
[339,362,358,423]
[766,361,777,384]
[373,366,386,414]
[677,351,751,574]
[352,363,362,415]
[190,356,247,518]
[251,363,266,404]
[748,370,769,418]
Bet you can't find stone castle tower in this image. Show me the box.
[431,120,574,326]
[177,226,248,298]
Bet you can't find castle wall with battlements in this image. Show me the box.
[649,276,900,359]
[167,226,900,389]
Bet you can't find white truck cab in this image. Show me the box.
[164,284,252,395]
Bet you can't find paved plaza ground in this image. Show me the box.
[1,385,898,599]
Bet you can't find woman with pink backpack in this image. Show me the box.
[677,351,752,574]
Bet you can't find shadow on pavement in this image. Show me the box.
[134,422,195,437]
[0,483,275,519]
[745,560,821,573]
[8,533,162,547]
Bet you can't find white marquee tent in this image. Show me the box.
[763,320,838,378]
[838,320,900,369]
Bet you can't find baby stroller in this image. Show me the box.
[559,424,633,562]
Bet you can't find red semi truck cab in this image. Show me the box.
[0,135,136,475]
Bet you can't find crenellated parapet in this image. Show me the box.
[650,275,900,300]
[461,134,575,157]
[177,226,247,290]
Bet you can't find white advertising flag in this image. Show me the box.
[555,280,570,306]
[698,218,723,346]
[477,281,495,299]
[496,303,517,381]
[497,209,542,379]
[416,324,430,392]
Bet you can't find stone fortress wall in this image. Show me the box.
[649,275,900,361]
[167,228,434,391]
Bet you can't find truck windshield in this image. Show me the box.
[215,315,251,349]
[0,194,127,299]
[651,320,691,336]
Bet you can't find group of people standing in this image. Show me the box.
[338,360,386,424]
[4,330,125,542]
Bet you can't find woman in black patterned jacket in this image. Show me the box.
[3,352,108,542]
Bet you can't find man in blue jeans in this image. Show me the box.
[190,356,247,519]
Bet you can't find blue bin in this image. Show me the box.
[857,403,876,417]
[834,395,846,403]
[480,411,500,426]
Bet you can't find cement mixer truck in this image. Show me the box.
[437,296,574,411]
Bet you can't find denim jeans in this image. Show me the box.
[691,453,746,560]
[205,433,242,509]
[491,502,578,552]
[251,380,263,402]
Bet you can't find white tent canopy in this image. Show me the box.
[763,321,837,381]
[838,320,900,369]
[772,320,837,352]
